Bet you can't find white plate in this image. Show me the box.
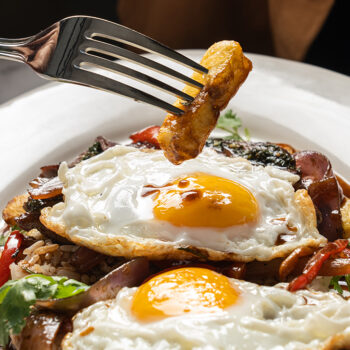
[1,50,350,210]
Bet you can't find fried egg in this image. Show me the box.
[40,145,326,261]
[62,267,350,350]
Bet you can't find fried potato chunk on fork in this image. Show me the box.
[158,41,252,164]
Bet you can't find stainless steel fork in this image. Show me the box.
[0,16,208,115]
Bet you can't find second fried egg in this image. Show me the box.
[41,145,326,261]
[63,267,350,350]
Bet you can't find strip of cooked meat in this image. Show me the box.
[10,311,71,350]
[157,40,252,164]
[294,151,344,241]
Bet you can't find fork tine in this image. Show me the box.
[81,39,204,89]
[79,52,194,102]
[86,17,208,74]
[69,66,184,115]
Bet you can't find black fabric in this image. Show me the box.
[0,0,118,37]
[304,0,350,76]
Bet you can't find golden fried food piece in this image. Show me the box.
[2,193,29,225]
[158,41,252,164]
[341,197,350,238]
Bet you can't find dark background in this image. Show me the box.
[0,0,349,76]
[304,0,349,76]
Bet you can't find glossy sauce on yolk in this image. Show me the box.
[131,267,239,322]
[152,173,259,228]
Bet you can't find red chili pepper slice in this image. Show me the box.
[0,230,24,287]
[288,239,348,292]
[279,246,315,281]
[129,126,160,148]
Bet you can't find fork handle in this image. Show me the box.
[0,37,31,63]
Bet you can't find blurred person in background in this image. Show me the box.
[117,0,348,75]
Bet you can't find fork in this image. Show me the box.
[0,16,208,115]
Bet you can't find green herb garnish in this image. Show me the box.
[0,274,89,346]
[329,276,343,294]
[0,231,9,247]
[216,110,250,141]
[329,275,350,295]
[82,141,103,160]
[24,198,46,213]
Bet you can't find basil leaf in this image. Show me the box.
[0,274,88,346]
[345,275,350,290]
[54,277,89,299]
[329,276,343,295]
[0,231,10,247]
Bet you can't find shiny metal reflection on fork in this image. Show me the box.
[0,16,208,115]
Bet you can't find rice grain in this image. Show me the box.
[34,244,59,255]
[28,255,40,265]
[17,238,121,285]
[23,240,44,255]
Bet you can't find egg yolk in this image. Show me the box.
[152,173,259,228]
[131,267,239,322]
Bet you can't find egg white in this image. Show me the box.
[41,145,326,261]
[62,278,350,350]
